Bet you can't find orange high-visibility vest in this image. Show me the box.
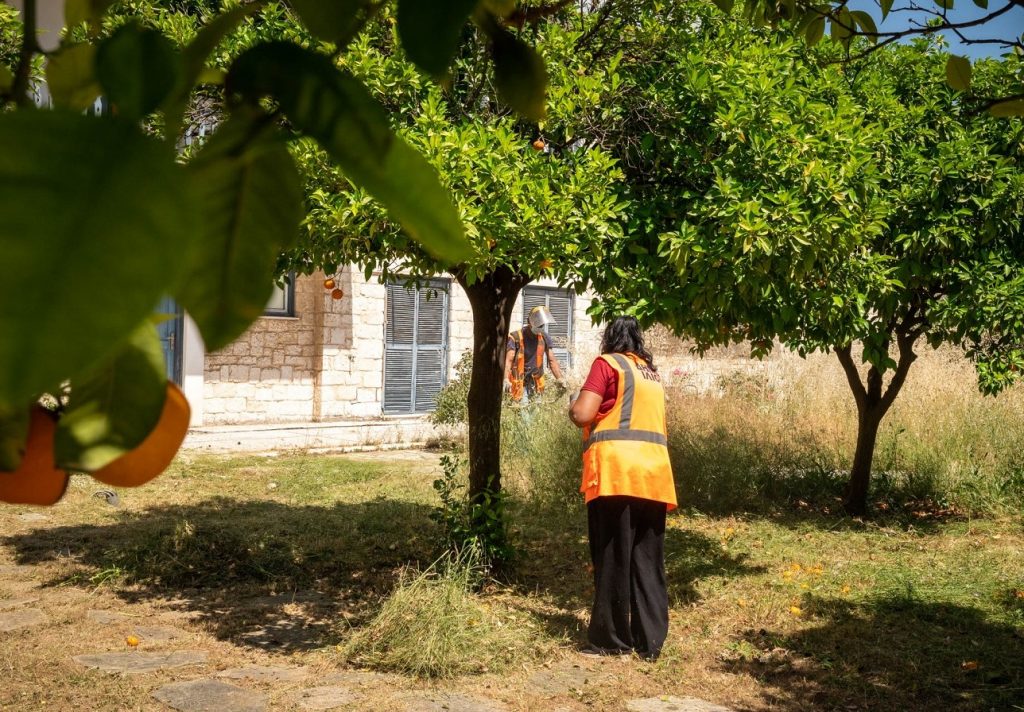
[581,353,676,509]
[509,329,546,400]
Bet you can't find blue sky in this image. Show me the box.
[848,0,1024,58]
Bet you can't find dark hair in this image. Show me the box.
[600,316,656,371]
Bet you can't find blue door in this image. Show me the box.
[156,297,184,385]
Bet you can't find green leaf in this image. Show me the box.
[0,111,196,408]
[178,113,304,350]
[45,43,101,111]
[989,99,1024,116]
[711,0,735,12]
[96,22,180,121]
[831,7,854,46]
[880,0,894,19]
[0,404,30,472]
[227,42,470,264]
[490,26,547,121]
[164,2,263,141]
[935,0,954,8]
[849,10,878,39]
[54,322,167,471]
[945,55,972,91]
[291,0,371,43]
[397,0,479,77]
[805,15,826,46]
[972,0,988,7]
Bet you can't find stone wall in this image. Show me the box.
[200,271,604,425]
[203,274,321,423]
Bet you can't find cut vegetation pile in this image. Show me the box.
[342,551,540,678]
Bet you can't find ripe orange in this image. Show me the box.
[531,139,546,151]
[324,278,336,290]
[91,383,190,488]
[0,407,69,506]
[539,259,553,270]
[126,635,140,647]
[331,288,344,300]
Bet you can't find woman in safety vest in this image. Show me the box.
[568,316,676,660]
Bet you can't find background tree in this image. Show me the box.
[592,20,1024,515]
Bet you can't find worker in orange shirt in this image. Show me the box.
[568,315,676,661]
[505,305,565,403]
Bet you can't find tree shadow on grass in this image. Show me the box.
[722,593,1024,711]
[1,497,437,653]
[507,503,766,646]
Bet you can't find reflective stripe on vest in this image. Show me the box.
[511,329,545,394]
[580,352,675,509]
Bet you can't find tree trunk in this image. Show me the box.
[456,266,528,504]
[845,408,882,517]
[835,332,919,516]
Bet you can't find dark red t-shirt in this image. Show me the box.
[581,357,618,418]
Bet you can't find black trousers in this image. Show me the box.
[587,495,668,659]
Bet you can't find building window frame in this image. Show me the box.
[264,272,296,317]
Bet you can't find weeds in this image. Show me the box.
[431,455,514,569]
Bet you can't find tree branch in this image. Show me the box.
[878,329,919,415]
[835,344,868,412]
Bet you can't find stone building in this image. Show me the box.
[170,269,604,450]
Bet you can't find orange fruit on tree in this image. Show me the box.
[531,139,546,151]
[324,278,336,290]
[90,382,190,488]
[539,259,553,270]
[331,288,344,300]
[0,407,69,506]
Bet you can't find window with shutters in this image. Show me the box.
[384,279,450,414]
[522,286,574,369]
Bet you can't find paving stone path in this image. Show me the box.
[527,663,613,696]
[397,692,508,712]
[133,625,187,641]
[73,650,208,674]
[626,697,735,712]
[15,513,49,523]
[0,597,39,610]
[0,608,47,632]
[216,665,310,683]
[292,685,358,710]
[152,679,267,712]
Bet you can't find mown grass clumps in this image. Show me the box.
[342,549,541,678]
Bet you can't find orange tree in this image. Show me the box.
[710,0,1024,114]
[0,0,557,495]
[591,20,1024,515]
[288,11,628,537]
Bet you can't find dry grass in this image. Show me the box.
[661,347,1024,515]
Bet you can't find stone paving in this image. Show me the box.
[152,679,268,712]
[73,650,209,674]
[0,607,47,632]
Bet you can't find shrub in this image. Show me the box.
[430,351,472,428]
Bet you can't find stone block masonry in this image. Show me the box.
[201,270,605,426]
